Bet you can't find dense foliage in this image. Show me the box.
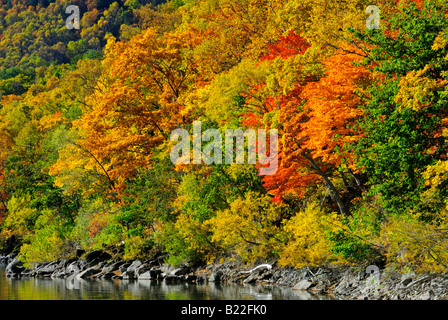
[1,0,448,273]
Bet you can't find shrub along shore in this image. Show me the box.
[1,251,447,300]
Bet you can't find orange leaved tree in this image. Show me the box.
[264,46,371,214]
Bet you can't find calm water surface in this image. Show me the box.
[0,265,333,300]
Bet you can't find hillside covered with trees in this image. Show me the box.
[1,0,448,273]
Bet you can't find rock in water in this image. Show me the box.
[292,279,314,291]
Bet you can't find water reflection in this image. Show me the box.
[0,266,333,300]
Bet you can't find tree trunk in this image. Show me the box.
[301,151,348,215]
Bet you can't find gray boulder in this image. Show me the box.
[292,279,314,291]
[243,269,273,284]
[138,269,161,280]
[75,264,102,279]
[119,262,132,273]
[66,261,82,275]
[102,261,124,274]
[135,263,151,277]
[127,260,142,273]
[75,268,95,279]
[20,268,33,277]
[36,261,59,277]
[171,267,189,276]
[122,260,143,279]
[137,271,152,280]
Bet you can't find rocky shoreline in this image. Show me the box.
[1,252,448,300]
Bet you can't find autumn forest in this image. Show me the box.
[0,0,447,273]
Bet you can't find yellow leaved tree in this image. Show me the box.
[50,27,201,196]
[208,191,287,263]
[278,201,344,267]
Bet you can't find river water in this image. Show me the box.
[0,265,333,300]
